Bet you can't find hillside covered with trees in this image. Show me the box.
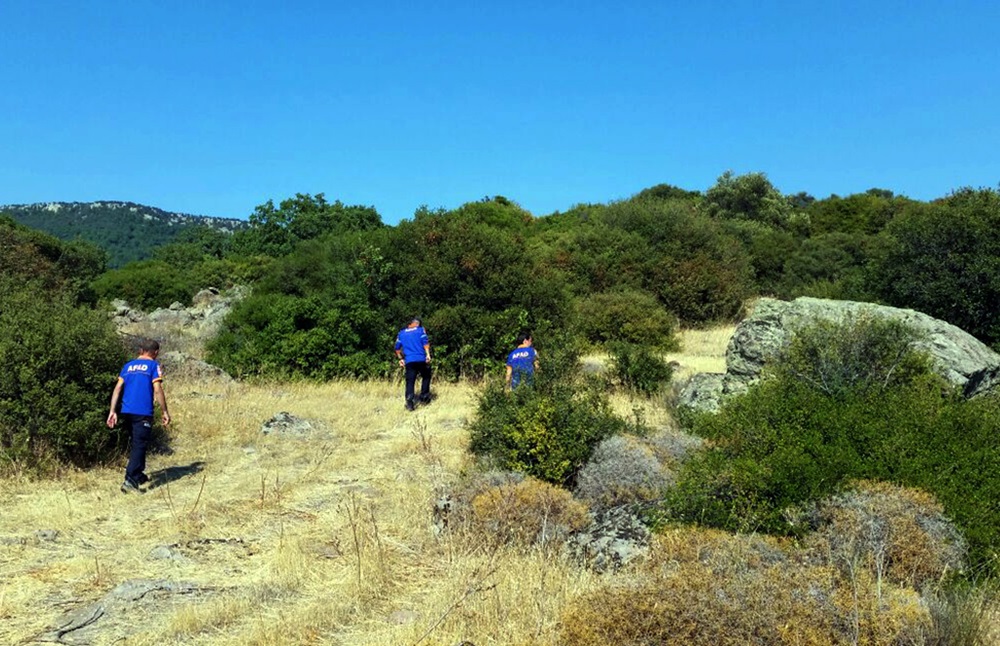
[0,201,247,267]
[75,175,1000,381]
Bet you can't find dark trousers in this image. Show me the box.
[123,414,153,486]
[404,361,432,404]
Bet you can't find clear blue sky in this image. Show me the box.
[2,1,998,224]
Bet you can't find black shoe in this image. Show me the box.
[419,396,432,406]
[120,480,143,494]
[136,473,149,485]
[405,401,416,412]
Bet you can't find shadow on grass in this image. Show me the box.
[148,461,206,489]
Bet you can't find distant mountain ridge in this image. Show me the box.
[0,200,248,267]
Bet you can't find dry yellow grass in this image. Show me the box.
[582,323,734,389]
[3,326,997,644]
[0,375,608,645]
[662,324,734,381]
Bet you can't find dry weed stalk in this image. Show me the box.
[411,563,499,646]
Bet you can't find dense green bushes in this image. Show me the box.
[0,279,129,471]
[0,219,130,471]
[608,343,674,397]
[669,317,1000,571]
[78,179,1000,380]
[1,216,107,305]
[866,188,1000,346]
[468,380,627,486]
[468,344,634,486]
[574,289,678,348]
[92,260,198,311]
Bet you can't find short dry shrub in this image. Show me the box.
[922,578,1000,646]
[559,527,933,646]
[465,477,590,550]
[801,480,967,590]
[574,435,673,510]
[646,427,705,464]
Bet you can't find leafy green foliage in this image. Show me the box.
[207,237,389,379]
[0,278,129,471]
[92,260,198,311]
[608,343,674,397]
[468,345,631,486]
[545,196,754,325]
[805,189,912,236]
[669,317,1000,572]
[228,193,382,258]
[866,188,1000,345]
[703,171,794,227]
[0,215,107,305]
[774,314,932,398]
[575,289,679,348]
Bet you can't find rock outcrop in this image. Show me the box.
[565,506,651,572]
[678,297,1000,412]
[111,286,248,335]
[111,286,247,380]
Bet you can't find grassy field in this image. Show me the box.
[2,325,997,645]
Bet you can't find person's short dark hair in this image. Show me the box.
[516,332,532,346]
[139,338,160,354]
[410,317,422,325]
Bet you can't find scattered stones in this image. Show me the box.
[158,351,234,382]
[261,412,315,436]
[148,545,191,563]
[565,506,651,572]
[1,530,61,546]
[110,287,249,360]
[34,529,59,542]
[34,579,215,645]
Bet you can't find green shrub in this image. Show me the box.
[92,259,197,310]
[668,316,1000,572]
[0,280,130,471]
[468,343,633,486]
[207,290,388,380]
[865,188,1000,346]
[774,313,932,398]
[608,342,674,396]
[0,215,106,306]
[574,289,679,349]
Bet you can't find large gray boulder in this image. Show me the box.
[679,297,1000,412]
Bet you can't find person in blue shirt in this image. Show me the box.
[106,338,171,493]
[506,333,539,390]
[395,317,432,411]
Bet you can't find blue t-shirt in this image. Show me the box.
[506,346,537,387]
[395,326,429,363]
[118,358,163,416]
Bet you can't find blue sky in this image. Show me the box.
[2,1,998,224]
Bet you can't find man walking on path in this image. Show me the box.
[395,318,432,411]
[107,338,171,493]
[506,333,539,390]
